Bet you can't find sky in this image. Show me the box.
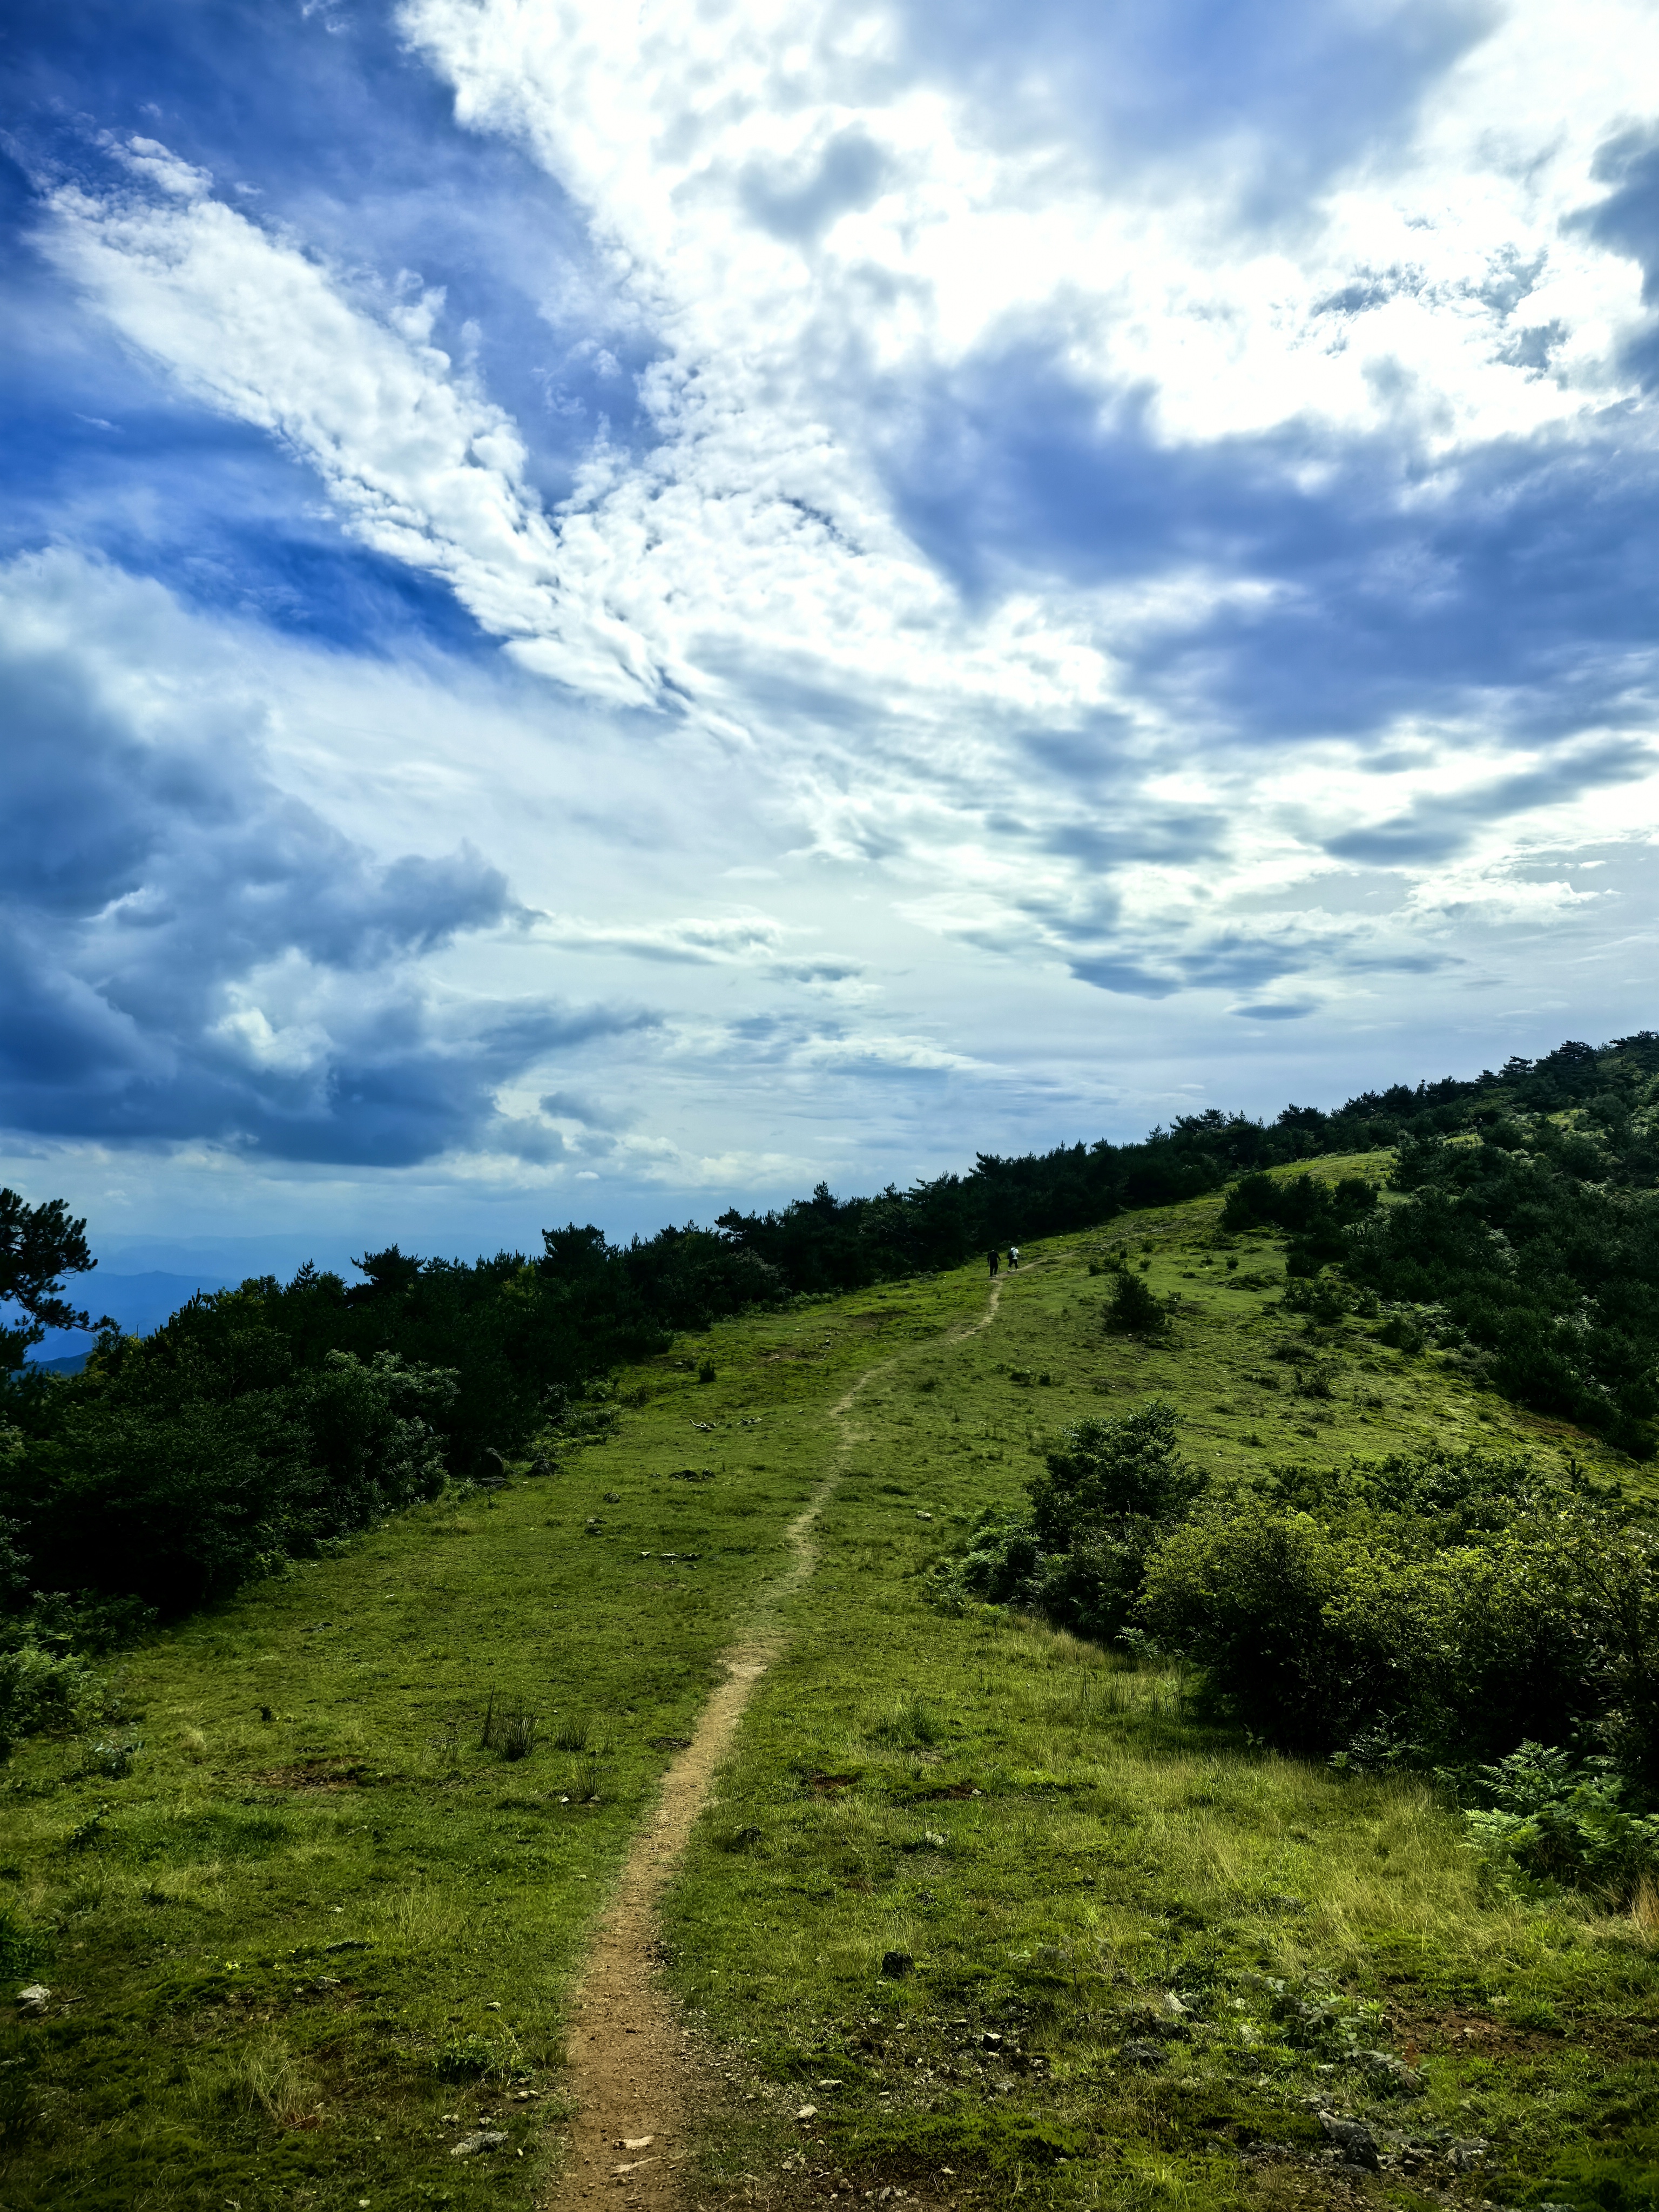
[5,0,1659,1276]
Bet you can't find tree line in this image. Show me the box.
[1,1030,1655,1670]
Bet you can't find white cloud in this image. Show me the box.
[537,911,795,963]
[18,4,1659,1237]
[45,46,1659,989]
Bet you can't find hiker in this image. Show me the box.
[1008,1245,1020,1269]
[987,1246,999,1276]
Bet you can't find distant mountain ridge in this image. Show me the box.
[25,1271,231,1365]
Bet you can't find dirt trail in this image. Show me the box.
[547,1278,1004,2208]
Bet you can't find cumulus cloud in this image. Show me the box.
[14,0,1659,1232]
[44,14,1656,968]
[0,550,648,1164]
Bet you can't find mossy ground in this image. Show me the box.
[2,1174,1656,2209]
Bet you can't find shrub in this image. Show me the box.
[0,1645,98,1757]
[1030,1401,1199,1542]
[1138,1464,1659,1773]
[82,1734,142,1779]
[932,1404,1203,1644]
[1284,1273,1377,1324]
[928,1507,1041,1611]
[1378,1310,1427,1353]
[1104,1271,1165,1332]
[1463,1743,1659,1900]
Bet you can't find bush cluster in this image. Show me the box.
[3,1339,455,1619]
[931,1401,1199,1643]
[1139,1454,1659,1781]
[932,1409,1659,1894]
[0,1643,98,1758]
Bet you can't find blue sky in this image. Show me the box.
[4,0,1659,1270]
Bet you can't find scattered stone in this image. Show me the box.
[16,1985,49,2016]
[1319,2114,1379,2171]
[815,2078,843,2089]
[1120,2041,1165,2070]
[980,2032,1003,2049]
[915,1510,933,1521]
[618,2135,653,2150]
[1451,2138,1489,2170]
[796,2105,818,2121]
[450,2131,506,2157]
[880,1951,914,1979]
[603,1492,621,1504]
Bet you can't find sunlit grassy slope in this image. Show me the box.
[662,1169,1659,2211]
[2,1170,1655,2210]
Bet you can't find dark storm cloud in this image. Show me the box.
[0,557,651,1164]
[881,328,1659,783]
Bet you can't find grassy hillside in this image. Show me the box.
[664,1182,1656,2210]
[3,1183,1655,2210]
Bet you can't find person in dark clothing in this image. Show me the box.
[987,1247,1000,1275]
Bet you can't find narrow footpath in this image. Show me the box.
[545,1278,1004,2209]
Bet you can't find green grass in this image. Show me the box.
[660,1189,1659,2209]
[0,1269,984,2209]
[3,1181,1657,2209]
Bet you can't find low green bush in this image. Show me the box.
[1462,1742,1659,1901]
[930,1401,1202,1643]
[1137,1454,1659,1777]
[1102,1270,1167,1334]
[1030,1401,1199,1536]
[0,1644,98,1757]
